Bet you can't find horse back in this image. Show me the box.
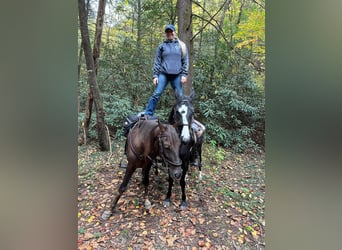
[126,119,159,161]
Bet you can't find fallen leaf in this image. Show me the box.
[251,230,258,239]
[78,243,92,250]
[166,238,174,247]
[158,235,166,242]
[184,227,196,236]
[83,232,93,240]
[238,235,244,244]
[167,235,178,247]
[87,215,95,223]
[205,241,211,248]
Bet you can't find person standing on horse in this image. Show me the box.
[144,24,189,118]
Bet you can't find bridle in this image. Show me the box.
[174,100,194,131]
[128,122,182,168]
[157,133,182,167]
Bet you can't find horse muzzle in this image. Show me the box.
[170,168,183,180]
[174,171,182,180]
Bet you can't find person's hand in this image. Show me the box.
[153,77,158,86]
[181,76,187,84]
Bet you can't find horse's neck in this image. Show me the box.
[149,124,161,155]
[131,121,159,154]
[168,107,175,124]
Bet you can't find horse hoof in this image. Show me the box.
[119,159,127,168]
[199,171,203,181]
[163,199,171,207]
[144,200,152,210]
[180,201,187,210]
[101,210,112,220]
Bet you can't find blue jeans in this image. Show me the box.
[145,73,183,116]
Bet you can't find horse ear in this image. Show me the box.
[174,90,181,101]
[158,119,167,132]
[189,89,195,101]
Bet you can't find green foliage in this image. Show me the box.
[234,7,265,56]
[102,93,136,127]
[195,58,264,152]
[78,0,265,152]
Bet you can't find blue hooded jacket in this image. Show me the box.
[153,38,189,79]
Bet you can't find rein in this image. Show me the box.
[158,135,182,167]
[128,121,144,160]
[128,121,181,167]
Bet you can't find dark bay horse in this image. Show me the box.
[164,91,205,209]
[102,119,182,219]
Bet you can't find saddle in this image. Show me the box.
[123,112,158,137]
[191,119,205,139]
[123,112,205,139]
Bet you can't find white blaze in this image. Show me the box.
[178,104,191,142]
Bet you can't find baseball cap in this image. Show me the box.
[165,24,176,32]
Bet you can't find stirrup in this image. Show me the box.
[119,159,127,168]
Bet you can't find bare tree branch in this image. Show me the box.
[251,0,265,9]
[192,14,262,72]
[191,0,230,42]
[191,0,263,72]
[191,13,229,44]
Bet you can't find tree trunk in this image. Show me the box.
[93,0,106,75]
[78,42,84,145]
[83,88,94,141]
[78,41,84,83]
[78,0,109,151]
[135,0,142,106]
[177,0,193,95]
[83,0,107,144]
[80,0,93,145]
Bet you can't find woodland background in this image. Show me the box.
[78,0,265,153]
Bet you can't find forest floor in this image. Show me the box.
[78,141,265,250]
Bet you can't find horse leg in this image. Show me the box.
[163,172,174,207]
[142,165,152,210]
[197,141,203,181]
[112,164,136,211]
[102,163,136,220]
[180,162,189,210]
[119,139,128,168]
[194,136,203,181]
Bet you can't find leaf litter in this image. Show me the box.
[78,142,265,249]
